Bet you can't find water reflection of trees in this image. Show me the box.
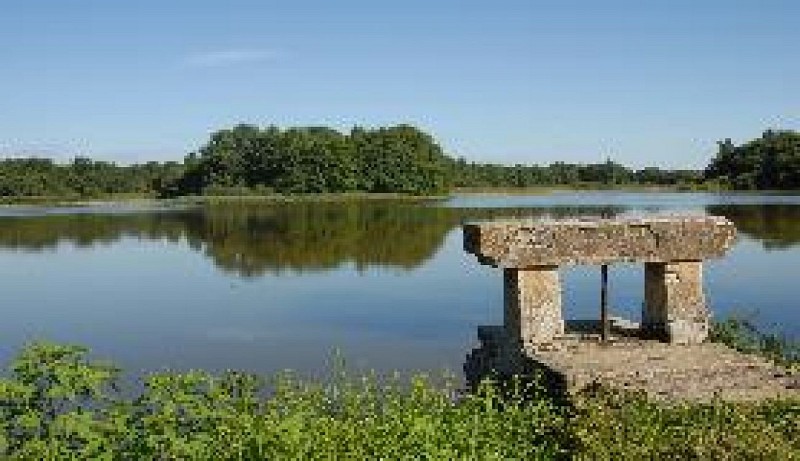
[0,202,624,276]
[706,205,800,250]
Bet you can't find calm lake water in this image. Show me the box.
[1,192,798,378]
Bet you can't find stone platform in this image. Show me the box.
[461,216,797,402]
[463,216,738,345]
[465,326,799,402]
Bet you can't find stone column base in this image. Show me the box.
[504,266,564,345]
[643,261,709,344]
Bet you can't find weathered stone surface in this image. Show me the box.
[463,216,736,346]
[465,329,800,402]
[463,216,783,402]
[528,338,800,402]
[504,268,563,345]
[644,261,709,344]
[464,216,736,268]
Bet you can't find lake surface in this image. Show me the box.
[1,192,798,379]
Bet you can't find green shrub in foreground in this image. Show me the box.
[1,341,798,460]
[571,385,799,460]
[0,342,568,459]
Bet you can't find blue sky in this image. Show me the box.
[0,0,797,168]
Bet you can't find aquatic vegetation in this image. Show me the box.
[1,341,797,459]
[710,315,799,367]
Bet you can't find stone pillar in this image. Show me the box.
[643,261,709,344]
[504,266,563,345]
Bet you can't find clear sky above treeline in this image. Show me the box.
[0,0,797,169]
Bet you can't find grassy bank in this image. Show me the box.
[0,339,797,460]
[0,192,451,207]
[452,184,688,195]
[0,181,736,207]
[455,181,736,194]
[710,315,799,368]
[194,192,449,204]
[0,193,156,206]
[3,184,792,207]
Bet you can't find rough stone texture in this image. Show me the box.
[644,261,709,344]
[504,268,564,345]
[464,215,736,268]
[463,216,736,345]
[465,328,799,402]
[530,338,799,402]
[462,216,789,402]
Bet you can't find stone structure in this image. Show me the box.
[464,325,799,402]
[463,216,736,345]
[463,216,799,402]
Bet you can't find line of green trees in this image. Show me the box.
[705,129,800,190]
[446,157,701,188]
[0,157,183,198]
[2,125,798,199]
[172,124,450,196]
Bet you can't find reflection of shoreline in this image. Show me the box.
[0,202,626,276]
[4,202,796,276]
[706,205,800,249]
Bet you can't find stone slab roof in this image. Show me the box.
[463,215,736,267]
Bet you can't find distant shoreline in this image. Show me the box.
[0,192,449,207]
[4,186,800,207]
[452,184,688,195]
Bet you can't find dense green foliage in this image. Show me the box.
[0,342,568,459]
[4,126,799,198]
[447,157,701,189]
[705,130,800,190]
[173,124,450,196]
[0,158,182,198]
[1,124,711,200]
[570,386,799,459]
[0,342,797,459]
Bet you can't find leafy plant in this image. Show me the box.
[711,315,799,367]
[0,341,797,459]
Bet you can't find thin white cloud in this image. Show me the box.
[182,49,278,68]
